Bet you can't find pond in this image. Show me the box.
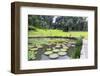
[28,37,82,61]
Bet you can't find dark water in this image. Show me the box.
[41,54,71,60]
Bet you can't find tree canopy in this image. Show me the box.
[28,15,88,32]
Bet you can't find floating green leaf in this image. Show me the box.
[58,51,67,56]
[44,51,53,55]
[49,53,59,59]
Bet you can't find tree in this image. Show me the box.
[28,15,88,31]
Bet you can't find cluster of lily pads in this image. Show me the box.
[28,38,78,60]
[28,46,38,60]
[44,43,69,59]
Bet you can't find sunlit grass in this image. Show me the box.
[28,28,88,39]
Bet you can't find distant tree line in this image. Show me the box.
[28,15,88,31]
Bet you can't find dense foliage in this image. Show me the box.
[67,38,83,58]
[28,15,88,32]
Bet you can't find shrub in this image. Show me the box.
[28,26,36,30]
[67,38,83,58]
[28,50,36,60]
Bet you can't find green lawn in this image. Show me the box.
[28,28,88,39]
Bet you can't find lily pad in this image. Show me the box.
[65,41,68,43]
[44,51,53,55]
[52,49,60,52]
[46,48,52,51]
[68,41,76,44]
[52,47,56,49]
[31,48,38,51]
[49,53,59,59]
[55,45,61,48]
[28,46,33,48]
[60,48,67,52]
[63,46,68,49]
[58,51,67,56]
[38,45,43,48]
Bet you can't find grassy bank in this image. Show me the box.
[28,28,88,39]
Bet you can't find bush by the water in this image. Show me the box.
[67,38,83,58]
